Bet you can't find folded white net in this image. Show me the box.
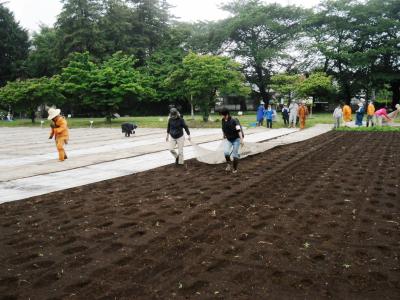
[190,141,274,164]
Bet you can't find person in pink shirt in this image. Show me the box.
[374,107,391,126]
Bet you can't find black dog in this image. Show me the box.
[121,123,137,137]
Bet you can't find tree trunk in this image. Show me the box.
[391,80,400,109]
[323,58,329,73]
[343,82,352,105]
[371,88,376,101]
[255,65,269,105]
[190,95,195,120]
[239,98,247,111]
[30,110,36,123]
[201,99,210,122]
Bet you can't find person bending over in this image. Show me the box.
[48,107,69,162]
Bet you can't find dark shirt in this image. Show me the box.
[282,107,289,118]
[167,117,190,139]
[222,117,241,141]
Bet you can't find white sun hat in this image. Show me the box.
[396,104,400,111]
[47,107,61,120]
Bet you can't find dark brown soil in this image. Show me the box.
[0,131,399,300]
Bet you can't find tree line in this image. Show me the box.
[0,0,399,122]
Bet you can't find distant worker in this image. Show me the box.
[166,108,190,166]
[48,107,69,162]
[342,103,352,126]
[264,105,274,128]
[256,101,265,126]
[355,102,364,126]
[374,107,391,126]
[220,108,244,174]
[366,101,375,127]
[288,100,299,128]
[333,103,343,128]
[298,100,309,130]
[282,104,289,127]
[391,104,400,120]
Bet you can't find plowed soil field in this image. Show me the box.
[0,131,399,299]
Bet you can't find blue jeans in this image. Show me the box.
[224,138,241,159]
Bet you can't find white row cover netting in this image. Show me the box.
[190,141,278,164]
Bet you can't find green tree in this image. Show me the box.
[170,52,250,121]
[0,4,30,86]
[270,74,301,101]
[0,77,64,122]
[221,0,309,104]
[356,0,400,107]
[100,0,139,57]
[295,72,335,102]
[56,0,104,61]
[144,48,188,106]
[59,52,97,114]
[26,26,60,77]
[84,51,155,120]
[126,0,171,65]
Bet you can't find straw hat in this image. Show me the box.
[47,107,61,120]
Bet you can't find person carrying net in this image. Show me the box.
[220,108,244,174]
[166,108,191,166]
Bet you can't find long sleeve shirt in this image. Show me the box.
[333,107,343,118]
[375,108,389,118]
[167,117,190,139]
[367,104,375,116]
[50,117,69,140]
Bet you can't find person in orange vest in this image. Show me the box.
[366,100,375,127]
[298,100,309,129]
[342,103,352,126]
[48,107,69,161]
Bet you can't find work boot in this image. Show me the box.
[232,158,239,173]
[225,155,232,171]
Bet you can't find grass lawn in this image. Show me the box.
[1,112,397,129]
[335,126,400,132]
[0,112,336,129]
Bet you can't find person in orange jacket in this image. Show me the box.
[48,107,69,161]
[298,100,309,129]
[342,103,352,126]
[366,100,375,127]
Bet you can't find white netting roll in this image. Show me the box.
[191,141,274,164]
[190,141,225,164]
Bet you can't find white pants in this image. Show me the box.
[169,136,184,164]
[289,113,297,127]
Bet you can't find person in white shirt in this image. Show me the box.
[333,103,343,128]
[288,100,299,128]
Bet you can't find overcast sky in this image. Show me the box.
[4,0,321,33]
